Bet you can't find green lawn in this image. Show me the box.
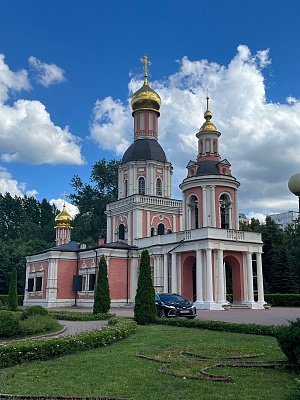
[0,324,298,400]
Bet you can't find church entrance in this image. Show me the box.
[223,254,243,303]
[181,255,196,302]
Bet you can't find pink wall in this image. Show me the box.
[108,258,129,300]
[57,260,77,299]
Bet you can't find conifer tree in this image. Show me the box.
[93,255,110,314]
[7,267,18,311]
[134,249,156,325]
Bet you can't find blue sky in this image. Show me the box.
[1,0,300,220]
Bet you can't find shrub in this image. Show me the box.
[93,255,111,314]
[21,305,49,320]
[0,310,20,337]
[0,295,23,307]
[134,250,156,325]
[264,294,300,307]
[275,318,300,368]
[19,314,62,336]
[155,316,278,336]
[48,310,114,321]
[7,267,18,311]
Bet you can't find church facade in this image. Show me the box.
[24,56,265,310]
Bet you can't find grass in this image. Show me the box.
[0,324,298,400]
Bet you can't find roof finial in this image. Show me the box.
[206,88,210,112]
[61,191,69,206]
[140,54,152,85]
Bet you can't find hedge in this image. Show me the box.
[263,294,300,307]
[0,317,136,369]
[154,317,278,336]
[48,310,115,321]
[0,295,23,307]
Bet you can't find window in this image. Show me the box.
[28,278,34,292]
[89,274,96,291]
[189,195,199,229]
[156,178,162,196]
[82,275,86,291]
[220,194,230,229]
[124,179,128,197]
[138,177,145,195]
[36,276,43,291]
[157,223,165,235]
[151,227,155,236]
[119,223,125,240]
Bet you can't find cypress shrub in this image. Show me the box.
[7,267,18,311]
[275,318,300,368]
[134,249,156,325]
[93,255,111,314]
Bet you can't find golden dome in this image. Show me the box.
[55,202,73,228]
[199,95,217,132]
[131,54,161,113]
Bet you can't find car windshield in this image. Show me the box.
[159,294,187,303]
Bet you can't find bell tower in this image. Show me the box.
[106,55,182,244]
[180,95,240,230]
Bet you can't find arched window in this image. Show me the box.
[219,194,230,229]
[151,227,155,236]
[156,178,162,196]
[124,179,128,197]
[119,224,125,240]
[157,223,165,235]
[189,195,199,229]
[138,177,145,195]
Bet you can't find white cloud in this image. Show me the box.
[50,198,79,218]
[28,56,66,87]
[0,166,38,197]
[89,45,300,216]
[0,54,30,102]
[0,55,84,165]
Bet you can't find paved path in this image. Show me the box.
[109,306,300,326]
[53,306,300,327]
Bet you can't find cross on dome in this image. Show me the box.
[140,54,152,85]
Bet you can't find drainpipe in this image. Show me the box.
[126,249,129,304]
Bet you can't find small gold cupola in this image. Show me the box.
[199,93,217,132]
[54,201,73,228]
[131,54,161,114]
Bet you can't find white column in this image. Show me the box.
[235,190,239,230]
[147,212,150,237]
[172,214,176,233]
[202,186,207,227]
[163,254,169,292]
[229,206,233,229]
[246,252,254,302]
[171,252,177,293]
[211,185,216,227]
[112,217,116,242]
[256,253,265,303]
[206,249,213,302]
[217,250,226,303]
[196,249,203,302]
[127,212,131,245]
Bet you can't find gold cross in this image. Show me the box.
[206,88,210,111]
[140,54,152,84]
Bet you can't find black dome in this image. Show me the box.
[122,139,167,163]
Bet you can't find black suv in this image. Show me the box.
[155,293,197,319]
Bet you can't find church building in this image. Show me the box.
[24,56,265,310]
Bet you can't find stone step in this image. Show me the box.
[229,303,251,309]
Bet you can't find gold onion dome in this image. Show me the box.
[199,94,217,132]
[55,202,73,228]
[131,54,161,113]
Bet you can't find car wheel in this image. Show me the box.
[158,309,166,318]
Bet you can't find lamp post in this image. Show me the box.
[288,173,300,221]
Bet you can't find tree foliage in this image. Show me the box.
[69,158,120,245]
[0,194,57,294]
[134,250,157,325]
[93,255,111,314]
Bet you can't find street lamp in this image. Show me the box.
[288,173,300,220]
